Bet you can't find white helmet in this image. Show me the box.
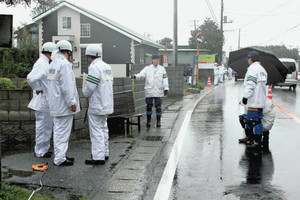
[42,42,56,53]
[85,44,102,57]
[56,40,72,52]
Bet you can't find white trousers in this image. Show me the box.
[88,114,109,160]
[35,111,53,157]
[53,115,73,165]
[218,74,223,83]
[214,75,219,85]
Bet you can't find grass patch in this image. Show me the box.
[184,82,205,90]
[0,182,53,200]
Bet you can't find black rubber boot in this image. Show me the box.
[157,115,161,127]
[147,115,151,127]
[239,129,252,143]
[247,135,262,149]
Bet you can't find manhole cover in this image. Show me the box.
[142,136,163,141]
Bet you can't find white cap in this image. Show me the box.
[42,42,56,53]
[85,44,102,57]
[56,40,72,52]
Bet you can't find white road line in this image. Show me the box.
[153,110,193,200]
[153,88,214,200]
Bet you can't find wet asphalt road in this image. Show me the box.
[148,80,300,200]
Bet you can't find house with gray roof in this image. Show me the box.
[33,0,165,77]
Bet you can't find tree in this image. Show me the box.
[254,45,299,61]
[189,18,224,63]
[31,0,57,17]
[158,37,173,46]
[0,0,34,6]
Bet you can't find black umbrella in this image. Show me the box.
[228,47,289,85]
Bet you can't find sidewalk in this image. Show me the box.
[1,89,212,199]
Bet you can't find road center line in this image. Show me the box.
[153,110,192,200]
[273,100,300,125]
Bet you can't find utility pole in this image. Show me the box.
[220,0,224,64]
[190,20,200,31]
[172,0,178,67]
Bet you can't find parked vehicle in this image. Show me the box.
[273,58,298,90]
[235,72,244,81]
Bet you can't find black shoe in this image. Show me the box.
[239,137,250,143]
[66,156,75,161]
[146,121,151,127]
[246,141,260,149]
[36,152,52,158]
[157,120,161,127]
[85,159,105,165]
[105,156,109,160]
[55,159,74,166]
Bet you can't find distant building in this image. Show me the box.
[159,45,210,68]
[33,0,165,77]
[14,22,38,48]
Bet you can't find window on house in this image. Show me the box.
[81,23,91,37]
[63,17,71,29]
[81,48,88,74]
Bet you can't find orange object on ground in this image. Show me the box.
[267,86,272,99]
[32,164,48,172]
[207,76,212,87]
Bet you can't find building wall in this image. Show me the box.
[79,14,131,65]
[42,11,58,44]
[57,6,81,77]
[159,50,209,68]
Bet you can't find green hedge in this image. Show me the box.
[20,80,31,89]
[0,78,17,89]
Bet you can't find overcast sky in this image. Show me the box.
[1,0,300,55]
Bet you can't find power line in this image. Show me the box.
[225,10,300,17]
[257,23,300,45]
[240,0,294,28]
[205,0,218,23]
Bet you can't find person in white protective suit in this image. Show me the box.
[47,40,80,166]
[132,54,169,127]
[227,67,233,80]
[82,44,113,165]
[213,63,219,85]
[239,51,267,149]
[218,63,225,83]
[27,42,56,158]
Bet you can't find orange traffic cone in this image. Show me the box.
[267,86,272,99]
[207,76,212,87]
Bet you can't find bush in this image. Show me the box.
[0,78,17,89]
[195,82,204,90]
[20,80,30,89]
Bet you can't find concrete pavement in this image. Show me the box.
[1,87,214,199]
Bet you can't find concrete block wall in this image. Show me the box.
[0,89,35,152]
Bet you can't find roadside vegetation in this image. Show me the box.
[184,82,205,90]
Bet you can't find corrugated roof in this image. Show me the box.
[33,1,165,49]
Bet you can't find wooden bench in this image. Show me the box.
[108,90,142,135]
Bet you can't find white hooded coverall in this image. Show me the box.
[135,64,169,97]
[214,65,219,85]
[27,54,53,157]
[228,67,233,80]
[243,61,267,108]
[218,65,225,83]
[83,58,113,161]
[47,50,80,165]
